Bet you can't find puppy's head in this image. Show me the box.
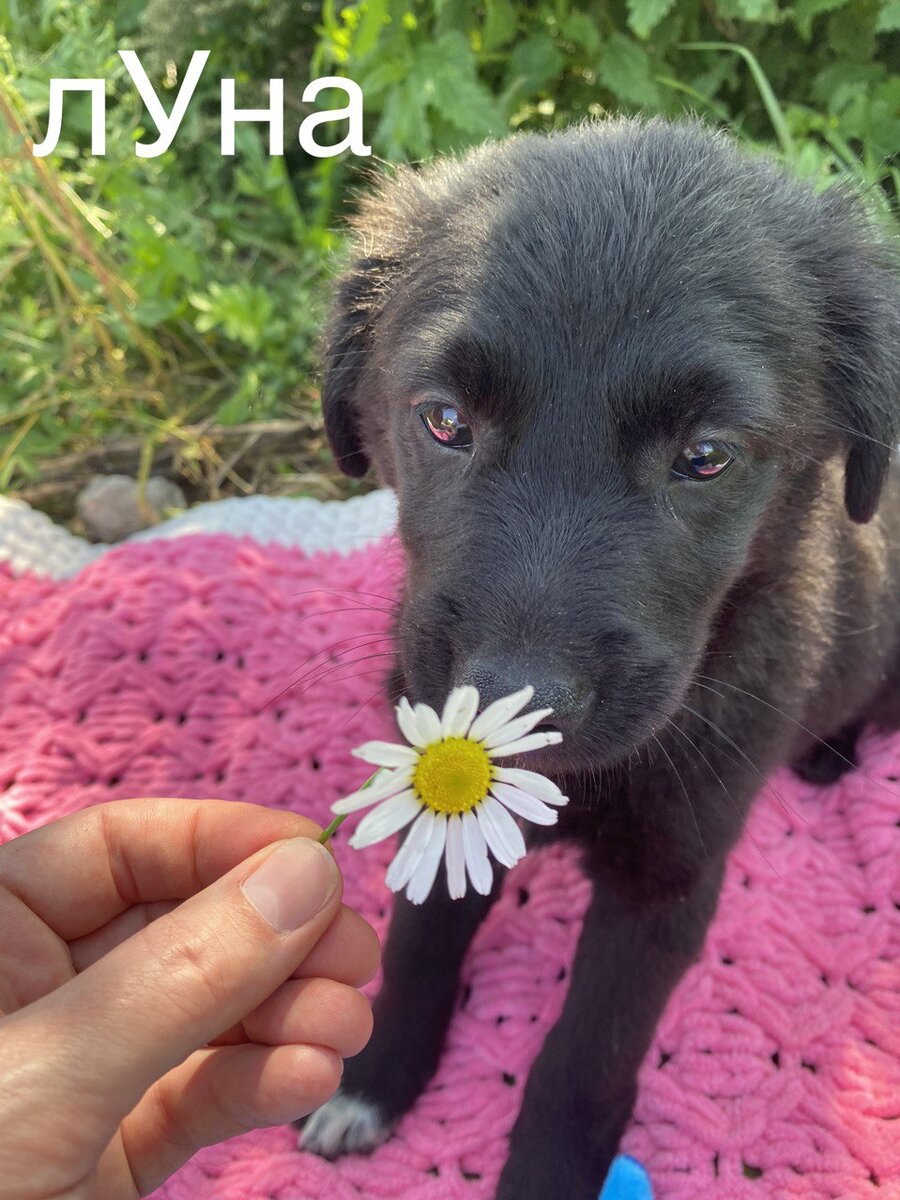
[322,120,900,772]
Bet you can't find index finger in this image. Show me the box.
[0,798,326,940]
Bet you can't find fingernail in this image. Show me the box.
[242,838,339,933]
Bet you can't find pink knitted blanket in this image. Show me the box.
[1,530,897,1200]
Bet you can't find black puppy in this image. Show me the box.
[301,118,900,1198]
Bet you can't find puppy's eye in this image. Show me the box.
[671,440,734,481]
[421,403,473,450]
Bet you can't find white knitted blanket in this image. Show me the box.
[0,491,399,580]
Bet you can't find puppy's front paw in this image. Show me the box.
[300,1090,391,1159]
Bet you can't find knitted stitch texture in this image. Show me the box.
[0,530,897,1200]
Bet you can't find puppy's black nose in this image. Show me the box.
[454,653,592,733]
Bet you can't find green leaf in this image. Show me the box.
[504,33,565,97]
[358,57,409,100]
[483,0,517,51]
[438,73,504,134]
[215,388,251,426]
[791,0,852,39]
[376,77,432,158]
[727,0,779,18]
[789,136,838,181]
[351,0,389,59]
[414,31,504,136]
[628,0,677,40]
[862,83,900,158]
[827,4,876,59]
[876,0,900,29]
[811,60,886,110]
[598,33,662,107]
[132,297,179,327]
[561,11,602,55]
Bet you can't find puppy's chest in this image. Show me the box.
[522,783,710,902]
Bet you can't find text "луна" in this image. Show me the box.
[32,51,369,160]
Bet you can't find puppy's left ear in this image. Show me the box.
[321,257,393,479]
[817,191,900,524]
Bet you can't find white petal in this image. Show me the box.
[352,740,419,768]
[476,794,527,868]
[331,767,413,814]
[461,810,493,895]
[385,809,435,892]
[441,686,480,738]
[488,730,562,759]
[413,703,444,745]
[406,813,447,905]
[445,813,467,899]
[348,790,421,849]
[395,697,428,748]
[490,781,558,826]
[468,685,535,743]
[481,708,553,750]
[491,766,568,806]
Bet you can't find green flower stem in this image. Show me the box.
[317,768,382,844]
[318,814,348,844]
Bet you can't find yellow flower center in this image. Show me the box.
[413,737,493,815]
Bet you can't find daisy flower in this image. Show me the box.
[330,685,568,904]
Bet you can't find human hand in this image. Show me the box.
[0,798,380,1200]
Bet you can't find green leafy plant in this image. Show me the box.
[316,0,899,206]
[0,0,334,492]
[0,0,895,500]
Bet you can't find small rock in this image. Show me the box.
[76,474,187,542]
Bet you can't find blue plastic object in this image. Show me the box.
[598,1155,654,1200]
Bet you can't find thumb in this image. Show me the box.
[14,836,342,1139]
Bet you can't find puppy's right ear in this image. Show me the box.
[814,188,900,524]
[321,257,393,478]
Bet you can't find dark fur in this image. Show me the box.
[305,119,900,1197]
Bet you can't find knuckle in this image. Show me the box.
[306,1047,344,1101]
[353,920,382,986]
[139,917,234,1022]
[318,982,373,1056]
[346,995,374,1056]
